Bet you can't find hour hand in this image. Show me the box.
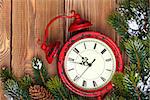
[71,61,88,66]
[88,59,96,67]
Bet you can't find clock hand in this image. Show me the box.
[74,54,89,66]
[91,59,96,64]
[78,54,85,60]
[78,62,92,80]
[71,62,88,66]
[87,59,96,67]
[78,67,90,80]
[78,54,83,58]
[69,56,89,67]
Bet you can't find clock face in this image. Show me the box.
[58,32,123,97]
[64,38,116,90]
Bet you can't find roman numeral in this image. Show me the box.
[74,75,80,81]
[101,49,106,54]
[68,58,74,61]
[84,43,86,49]
[82,80,87,87]
[106,58,111,62]
[93,81,97,87]
[68,68,74,71]
[100,77,106,82]
[73,48,79,54]
[94,43,97,49]
[106,69,112,71]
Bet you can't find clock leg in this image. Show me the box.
[97,96,102,100]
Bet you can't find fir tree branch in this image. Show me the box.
[124,65,142,99]
[107,12,129,36]
[32,57,49,86]
[107,0,149,99]
[46,76,86,100]
[4,79,22,99]
[125,38,146,73]
[39,70,46,85]
[57,87,67,100]
[0,67,15,82]
[19,75,32,90]
[132,43,141,73]
[46,76,67,100]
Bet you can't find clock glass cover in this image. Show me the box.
[64,38,116,90]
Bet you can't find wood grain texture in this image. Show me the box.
[0,0,11,99]
[12,0,64,78]
[12,0,31,78]
[65,0,117,39]
[0,0,11,72]
[35,0,64,75]
[0,0,132,99]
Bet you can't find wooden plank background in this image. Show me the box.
[0,0,129,99]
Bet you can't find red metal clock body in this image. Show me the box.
[41,11,123,99]
[58,31,123,98]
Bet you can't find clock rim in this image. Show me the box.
[57,31,123,97]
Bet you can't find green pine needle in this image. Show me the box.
[46,76,86,100]
[40,64,49,82]
[124,64,140,87]
[46,76,66,100]
[4,79,22,99]
[0,67,14,82]
[4,78,31,100]
[0,67,31,100]
[119,38,128,51]
[104,92,125,100]
[32,57,49,86]
[112,73,125,90]
[144,58,150,69]
[124,76,139,99]
[46,76,62,91]
[120,0,149,10]
[33,65,49,85]
[111,72,128,97]
[108,12,128,36]
[125,37,146,72]
[111,65,141,99]
[124,65,141,99]
[107,0,149,99]
[33,68,43,85]
[141,59,150,81]
[19,75,32,90]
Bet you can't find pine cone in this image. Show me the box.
[29,85,54,100]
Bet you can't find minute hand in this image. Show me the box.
[77,59,96,80]
[78,64,91,79]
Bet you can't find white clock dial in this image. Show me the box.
[64,38,116,90]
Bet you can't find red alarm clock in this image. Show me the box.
[41,11,123,99]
